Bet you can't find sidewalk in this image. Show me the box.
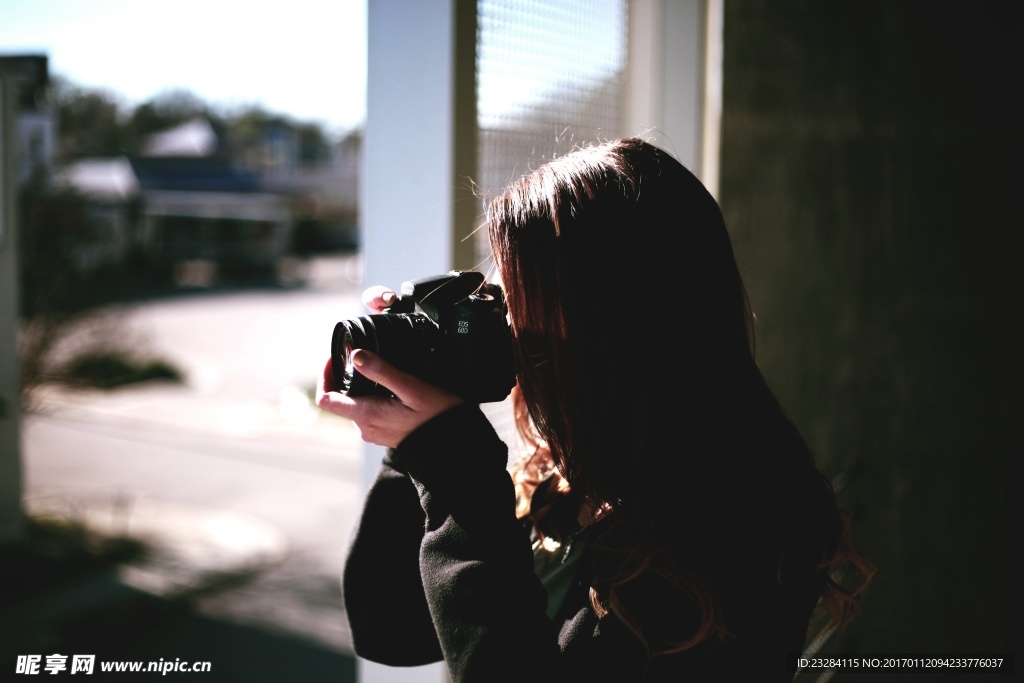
[3,492,287,658]
[9,379,362,680]
[2,521,356,681]
[12,385,361,677]
[6,257,366,679]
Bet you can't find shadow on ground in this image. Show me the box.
[1,519,356,682]
[63,600,356,682]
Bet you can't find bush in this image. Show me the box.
[59,352,182,390]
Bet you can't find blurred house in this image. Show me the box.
[128,116,294,272]
[262,129,361,255]
[1,50,360,282]
[49,115,360,279]
[48,157,140,273]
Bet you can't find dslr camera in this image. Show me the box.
[331,270,516,403]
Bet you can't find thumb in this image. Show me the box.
[350,348,461,412]
[349,349,419,403]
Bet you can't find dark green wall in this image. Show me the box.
[718,0,1017,670]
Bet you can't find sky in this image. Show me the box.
[0,0,367,136]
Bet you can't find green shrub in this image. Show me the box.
[60,352,182,390]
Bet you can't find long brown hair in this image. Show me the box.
[488,138,873,653]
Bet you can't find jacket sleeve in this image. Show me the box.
[391,403,562,682]
[345,403,823,681]
[341,448,443,666]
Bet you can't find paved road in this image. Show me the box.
[21,254,369,656]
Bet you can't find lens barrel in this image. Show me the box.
[331,313,441,396]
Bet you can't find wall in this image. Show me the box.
[718,0,1016,661]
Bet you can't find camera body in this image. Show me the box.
[331,271,516,403]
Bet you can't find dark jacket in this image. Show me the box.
[342,404,826,682]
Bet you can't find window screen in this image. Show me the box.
[475,0,628,257]
[475,0,628,453]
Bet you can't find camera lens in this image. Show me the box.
[331,313,442,396]
[331,319,369,395]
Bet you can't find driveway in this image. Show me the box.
[21,254,368,656]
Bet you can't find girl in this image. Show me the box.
[318,138,872,681]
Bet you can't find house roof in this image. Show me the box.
[129,157,263,193]
[128,116,263,192]
[53,157,140,203]
[138,117,218,158]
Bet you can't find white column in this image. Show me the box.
[624,0,723,198]
[0,76,24,544]
[359,0,476,681]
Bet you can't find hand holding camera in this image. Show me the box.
[316,271,516,447]
[331,271,516,403]
[316,346,464,448]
